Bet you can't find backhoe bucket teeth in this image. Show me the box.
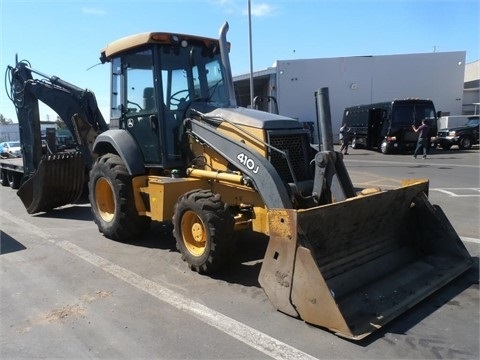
[259,180,472,340]
[17,152,86,214]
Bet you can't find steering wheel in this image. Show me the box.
[169,89,190,107]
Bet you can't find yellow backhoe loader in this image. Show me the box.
[6,23,472,340]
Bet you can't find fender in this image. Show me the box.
[92,129,145,175]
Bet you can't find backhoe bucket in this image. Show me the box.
[259,180,472,340]
[17,152,86,214]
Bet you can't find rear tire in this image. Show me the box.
[351,137,358,149]
[7,171,21,189]
[89,153,150,241]
[0,169,8,187]
[173,189,235,274]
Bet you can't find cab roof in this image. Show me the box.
[100,32,222,63]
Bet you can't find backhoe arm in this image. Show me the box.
[7,60,108,174]
[5,59,109,213]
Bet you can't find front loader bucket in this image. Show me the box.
[259,180,472,340]
[17,152,86,214]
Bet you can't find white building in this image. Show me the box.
[0,123,20,142]
[233,51,468,134]
[463,60,480,115]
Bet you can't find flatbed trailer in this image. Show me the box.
[0,156,24,189]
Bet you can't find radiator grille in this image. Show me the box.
[268,131,310,183]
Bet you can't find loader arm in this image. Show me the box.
[186,116,293,209]
[186,109,357,208]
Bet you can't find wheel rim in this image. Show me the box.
[181,210,207,257]
[381,142,387,153]
[95,177,115,222]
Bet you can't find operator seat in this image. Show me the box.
[143,87,156,112]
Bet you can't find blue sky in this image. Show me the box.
[1,0,478,122]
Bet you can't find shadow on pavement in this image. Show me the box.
[0,230,27,254]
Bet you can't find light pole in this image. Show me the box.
[248,0,254,108]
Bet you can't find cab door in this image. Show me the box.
[122,48,162,165]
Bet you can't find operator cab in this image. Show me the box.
[101,32,232,168]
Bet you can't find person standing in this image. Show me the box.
[412,119,430,159]
[339,123,350,155]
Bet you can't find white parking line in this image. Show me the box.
[344,158,480,169]
[432,188,480,197]
[462,237,480,244]
[0,209,319,360]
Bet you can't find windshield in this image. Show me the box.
[161,44,229,111]
[116,44,230,118]
[392,103,436,127]
[466,118,479,126]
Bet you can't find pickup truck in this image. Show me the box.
[436,116,479,150]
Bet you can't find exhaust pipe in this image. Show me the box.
[315,87,334,152]
[218,22,237,107]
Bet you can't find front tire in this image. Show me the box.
[173,189,235,274]
[458,137,472,150]
[89,153,150,241]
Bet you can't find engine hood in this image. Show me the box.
[439,124,477,132]
[205,106,303,130]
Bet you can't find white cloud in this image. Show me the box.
[81,7,106,15]
[246,3,275,17]
[210,0,238,14]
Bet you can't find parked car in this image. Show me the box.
[436,116,479,150]
[0,141,22,157]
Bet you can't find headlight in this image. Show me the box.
[448,131,456,136]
